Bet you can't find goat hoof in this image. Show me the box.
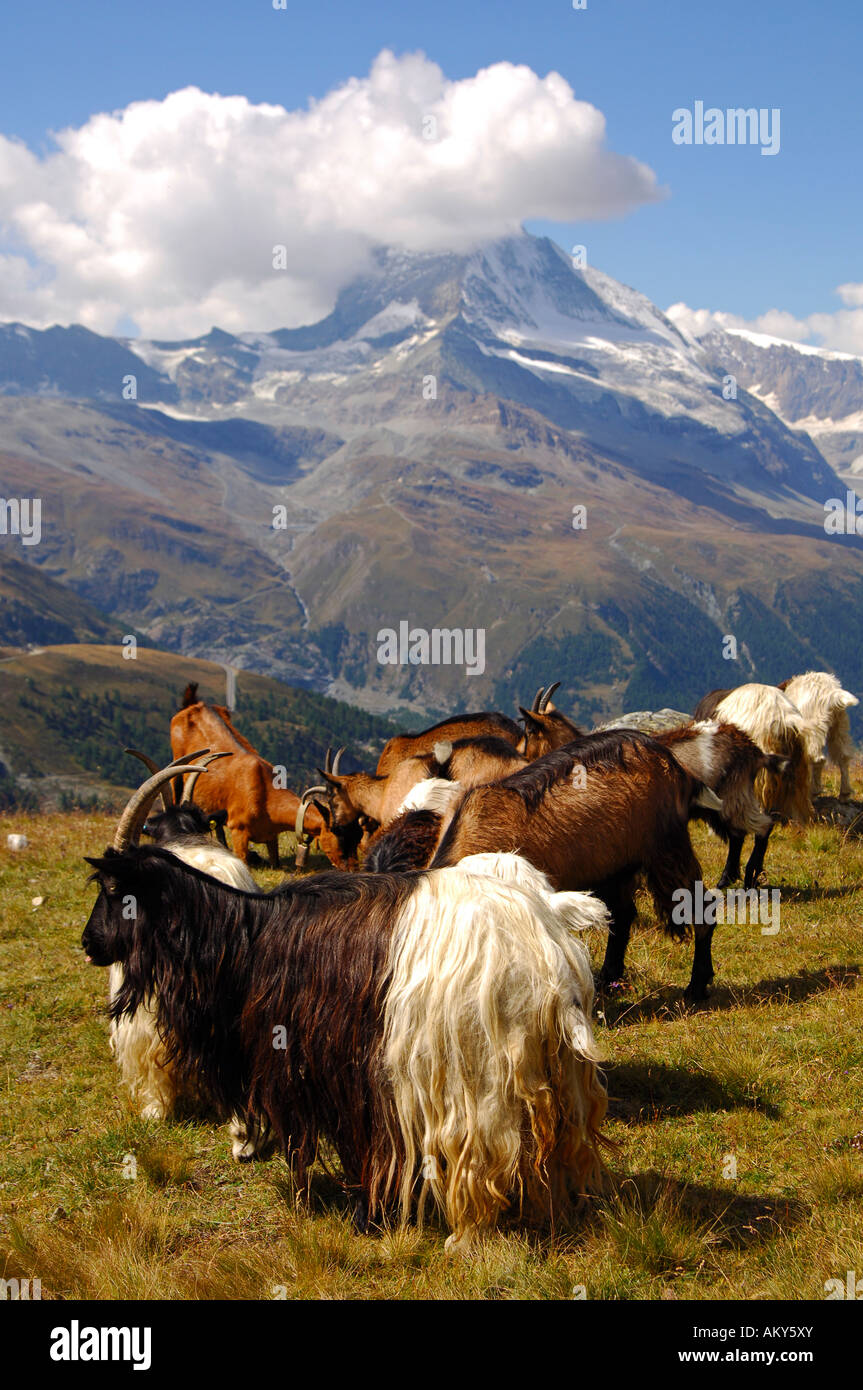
[597,974,625,993]
[716,872,736,889]
[684,983,711,1005]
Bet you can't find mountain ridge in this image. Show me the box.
[1,230,861,722]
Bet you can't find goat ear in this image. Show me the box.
[518,707,542,730]
[311,797,331,825]
[317,769,343,788]
[85,849,122,873]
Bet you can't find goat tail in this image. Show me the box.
[381,855,609,1249]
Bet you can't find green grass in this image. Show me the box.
[1,788,862,1301]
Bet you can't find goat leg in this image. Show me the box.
[716,832,743,889]
[597,880,636,987]
[743,827,773,889]
[686,922,716,1003]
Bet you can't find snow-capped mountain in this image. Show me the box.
[1,231,860,720]
[698,326,863,478]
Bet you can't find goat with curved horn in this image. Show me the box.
[540,682,560,712]
[530,687,546,713]
[125,747,212,811]
[294,784,328,868]
[113,762,213,852]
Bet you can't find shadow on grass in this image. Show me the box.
[600,963,860,1026]
[781,884,860,902]
[590,1169,809,1253]
[604,1061,780,1122]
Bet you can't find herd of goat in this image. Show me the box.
[80,670,858,1249]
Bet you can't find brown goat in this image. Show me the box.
[520,706,586,760]
[364,779,466,874]
[376,711,524,775]
[319,754,436,839]
[431,730,715,1000]
[518,705,783,889]
[432,735,528,787]
[170,693,324,867]
[360,737,526,872]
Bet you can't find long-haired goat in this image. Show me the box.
[778,672,858,796]
[104,756,270,1160]
[82,847,609,1249]
[430,730,718,1000]
[170,688,324,866]
[694,683,814,824]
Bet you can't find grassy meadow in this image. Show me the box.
[1,784,862,1302]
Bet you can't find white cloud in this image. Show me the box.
[668,288,863,358]
[0,51,661,338]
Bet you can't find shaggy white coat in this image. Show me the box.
[382,851,609,1249]
[781,671,858,795]
[713,683,814,823]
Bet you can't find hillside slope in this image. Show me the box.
[0,644,399,809]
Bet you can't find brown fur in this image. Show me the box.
[692,689,732,722]
[320,756,436,835]
[518,707,585,760]
[431,730,715,999]
[434,735,528,786]
[170,697,327,866]
[376,712,523,775]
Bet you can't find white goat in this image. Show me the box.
[780,672,858,796]
[711,683,815,823]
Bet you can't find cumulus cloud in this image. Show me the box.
[0,50,661,337]
[668,287,863,358]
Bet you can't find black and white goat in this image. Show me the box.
[105,753,269,1160]
[82,843,609,1249]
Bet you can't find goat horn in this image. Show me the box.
[324,747,333,773]
[331,747,346,775]
[295,785,326,840]
[124,748,171,812]
[167,747,212,803]
[125,747,209,809]
[540,681,560,711]
[181,751,232,803]
[531,687,545,712]
[113,763,213,852]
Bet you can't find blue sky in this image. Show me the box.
[0,0,859,335]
